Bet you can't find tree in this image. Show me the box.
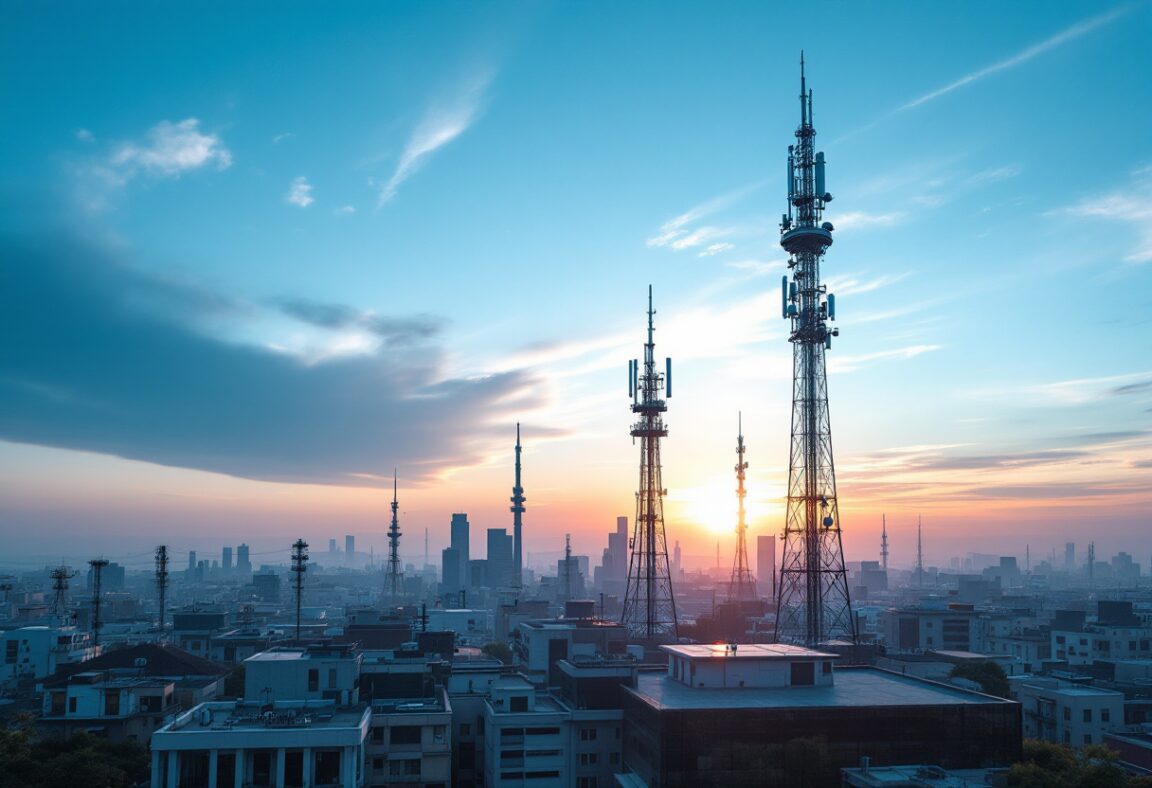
[1007,740,1132,788]
[949,660,1010,698]
[481,641,513,664]
[0,726,149,788]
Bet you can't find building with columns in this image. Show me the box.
[149,700,370,787]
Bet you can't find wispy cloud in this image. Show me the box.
[823,272,910,297]
[286,176,314,208]
[378,69,495,206]
[899,5,1130,111]
[698,242,735,257]
[109,119,232,179]
[1008,371,1152,406]
[1061,167,1152,263]
[829,211,906,232]
[829,344,941,373]
[272,132,294,144]
[725,258,785,276]
[646,181,765,252]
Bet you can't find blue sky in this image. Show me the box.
[1,1,1150,569]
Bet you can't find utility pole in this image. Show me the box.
[155,545,169,636]
[88,558,109,650]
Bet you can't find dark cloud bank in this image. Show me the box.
[0,234,539,484]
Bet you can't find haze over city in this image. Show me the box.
[2,1,1150,571]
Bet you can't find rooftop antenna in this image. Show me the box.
[386,470,404,603]
[88,558,109,650]
[50,565,75,625]
[155,545,170,637]
[290,539,309,644]
[728,413,758,604]
[775,55,855,647]
[511,422,526,591]
[621,285,678,641]
[881,514,889,573]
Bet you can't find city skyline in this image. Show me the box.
[3,2,1151,566]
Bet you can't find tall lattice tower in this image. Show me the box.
[88,558,109,649]
[728,414,758,604]
[50,565,75,624]
[155,545,170,635]
[386,471,404,602]
[621,286,678,641]
[291,539,309,643]
[510,423,525,590]
[775,55,857,646]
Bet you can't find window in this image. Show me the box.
[460,723,471,736]
[1083,709,1092,723]
[371,727,385,744]
[68,697,77,713]
[1084,734,1092,745]
[308,668,319,692]
[578,779,598,788]
[790,661,815,686]
[328,668,337,688]
[391,726,421,745]
[389,759,420,777]
[823,661,832,674]
[509,696,528,712]
[525,727,559,736]
[372,758,384,772]
[50,693,65,715]
[1056,635,1066,644]
[580,728,597,741]
[1063,706,1071,721]
[4,641,17,664]
[1102,709,1111,723]
[433,725,446,743]
[139,695,161,713]
[610,752,620,765]
[315,751,341,784]
[579,753,599,766]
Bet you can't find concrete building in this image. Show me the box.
[42,670,178,742]
[881,605,981,653]
[514,615,628,687]
[483,676,568,787]
[487,529,514,590]
[365,691,451,787]
[621,644,1021,786]
[1,625,95,682]
[244,644,361,706]
[150,700,370,788]
[1011,676,1125,748]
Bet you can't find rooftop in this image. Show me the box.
[661,643,837,661]
[160,701,369,734]
[628,666,1015,711]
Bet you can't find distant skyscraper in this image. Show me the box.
[187,551,197,572]
[1065,542,1076,571]
[345,534,355,562]
[441,547,462,593]
[451,513,470,588]
[328,538,338,556]
[487,528,514,589]
[757,535,776,598]
[598,516,629,598]
[236,544,251,574]
[222,546,233,572]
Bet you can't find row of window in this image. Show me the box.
[1060,706,1111,723]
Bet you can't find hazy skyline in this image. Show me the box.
[2,2,1150,568]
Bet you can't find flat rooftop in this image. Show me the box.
[161,702,368,733]
[628,667,1015,711]
[662,643,837,661]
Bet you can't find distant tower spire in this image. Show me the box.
[155,546,169,636]
[728,413,758,604]
[291,539,309,643]
[621,285,678,641]
[917,515,924,588]
[880,515,889,573]
[88,558,109,650]
[50,565,75,625]
[511,423,526,590]
[386,471,404,602]
[775,56,856,646]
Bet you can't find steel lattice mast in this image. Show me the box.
[775,55,857,646]
[728,413,758,604]
[510,423,525,590]
[386,471,403,602]
[621,286,678,641]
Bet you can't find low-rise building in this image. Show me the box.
[150,700,370,788]
[1011,676,1125,748]
[41,670,178,742]
[1,625,95,682]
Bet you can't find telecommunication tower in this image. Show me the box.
[917,515,924,588]
[88,558,109,649]
[511,423,526,590]
[728,414,758,604]
[386,471,403,602]
[155,545,170,635]
[50,565,75,623]
[290,539,309,643]
[880,515,889,572]
[621,286,678,641]
[775,55,857,646]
